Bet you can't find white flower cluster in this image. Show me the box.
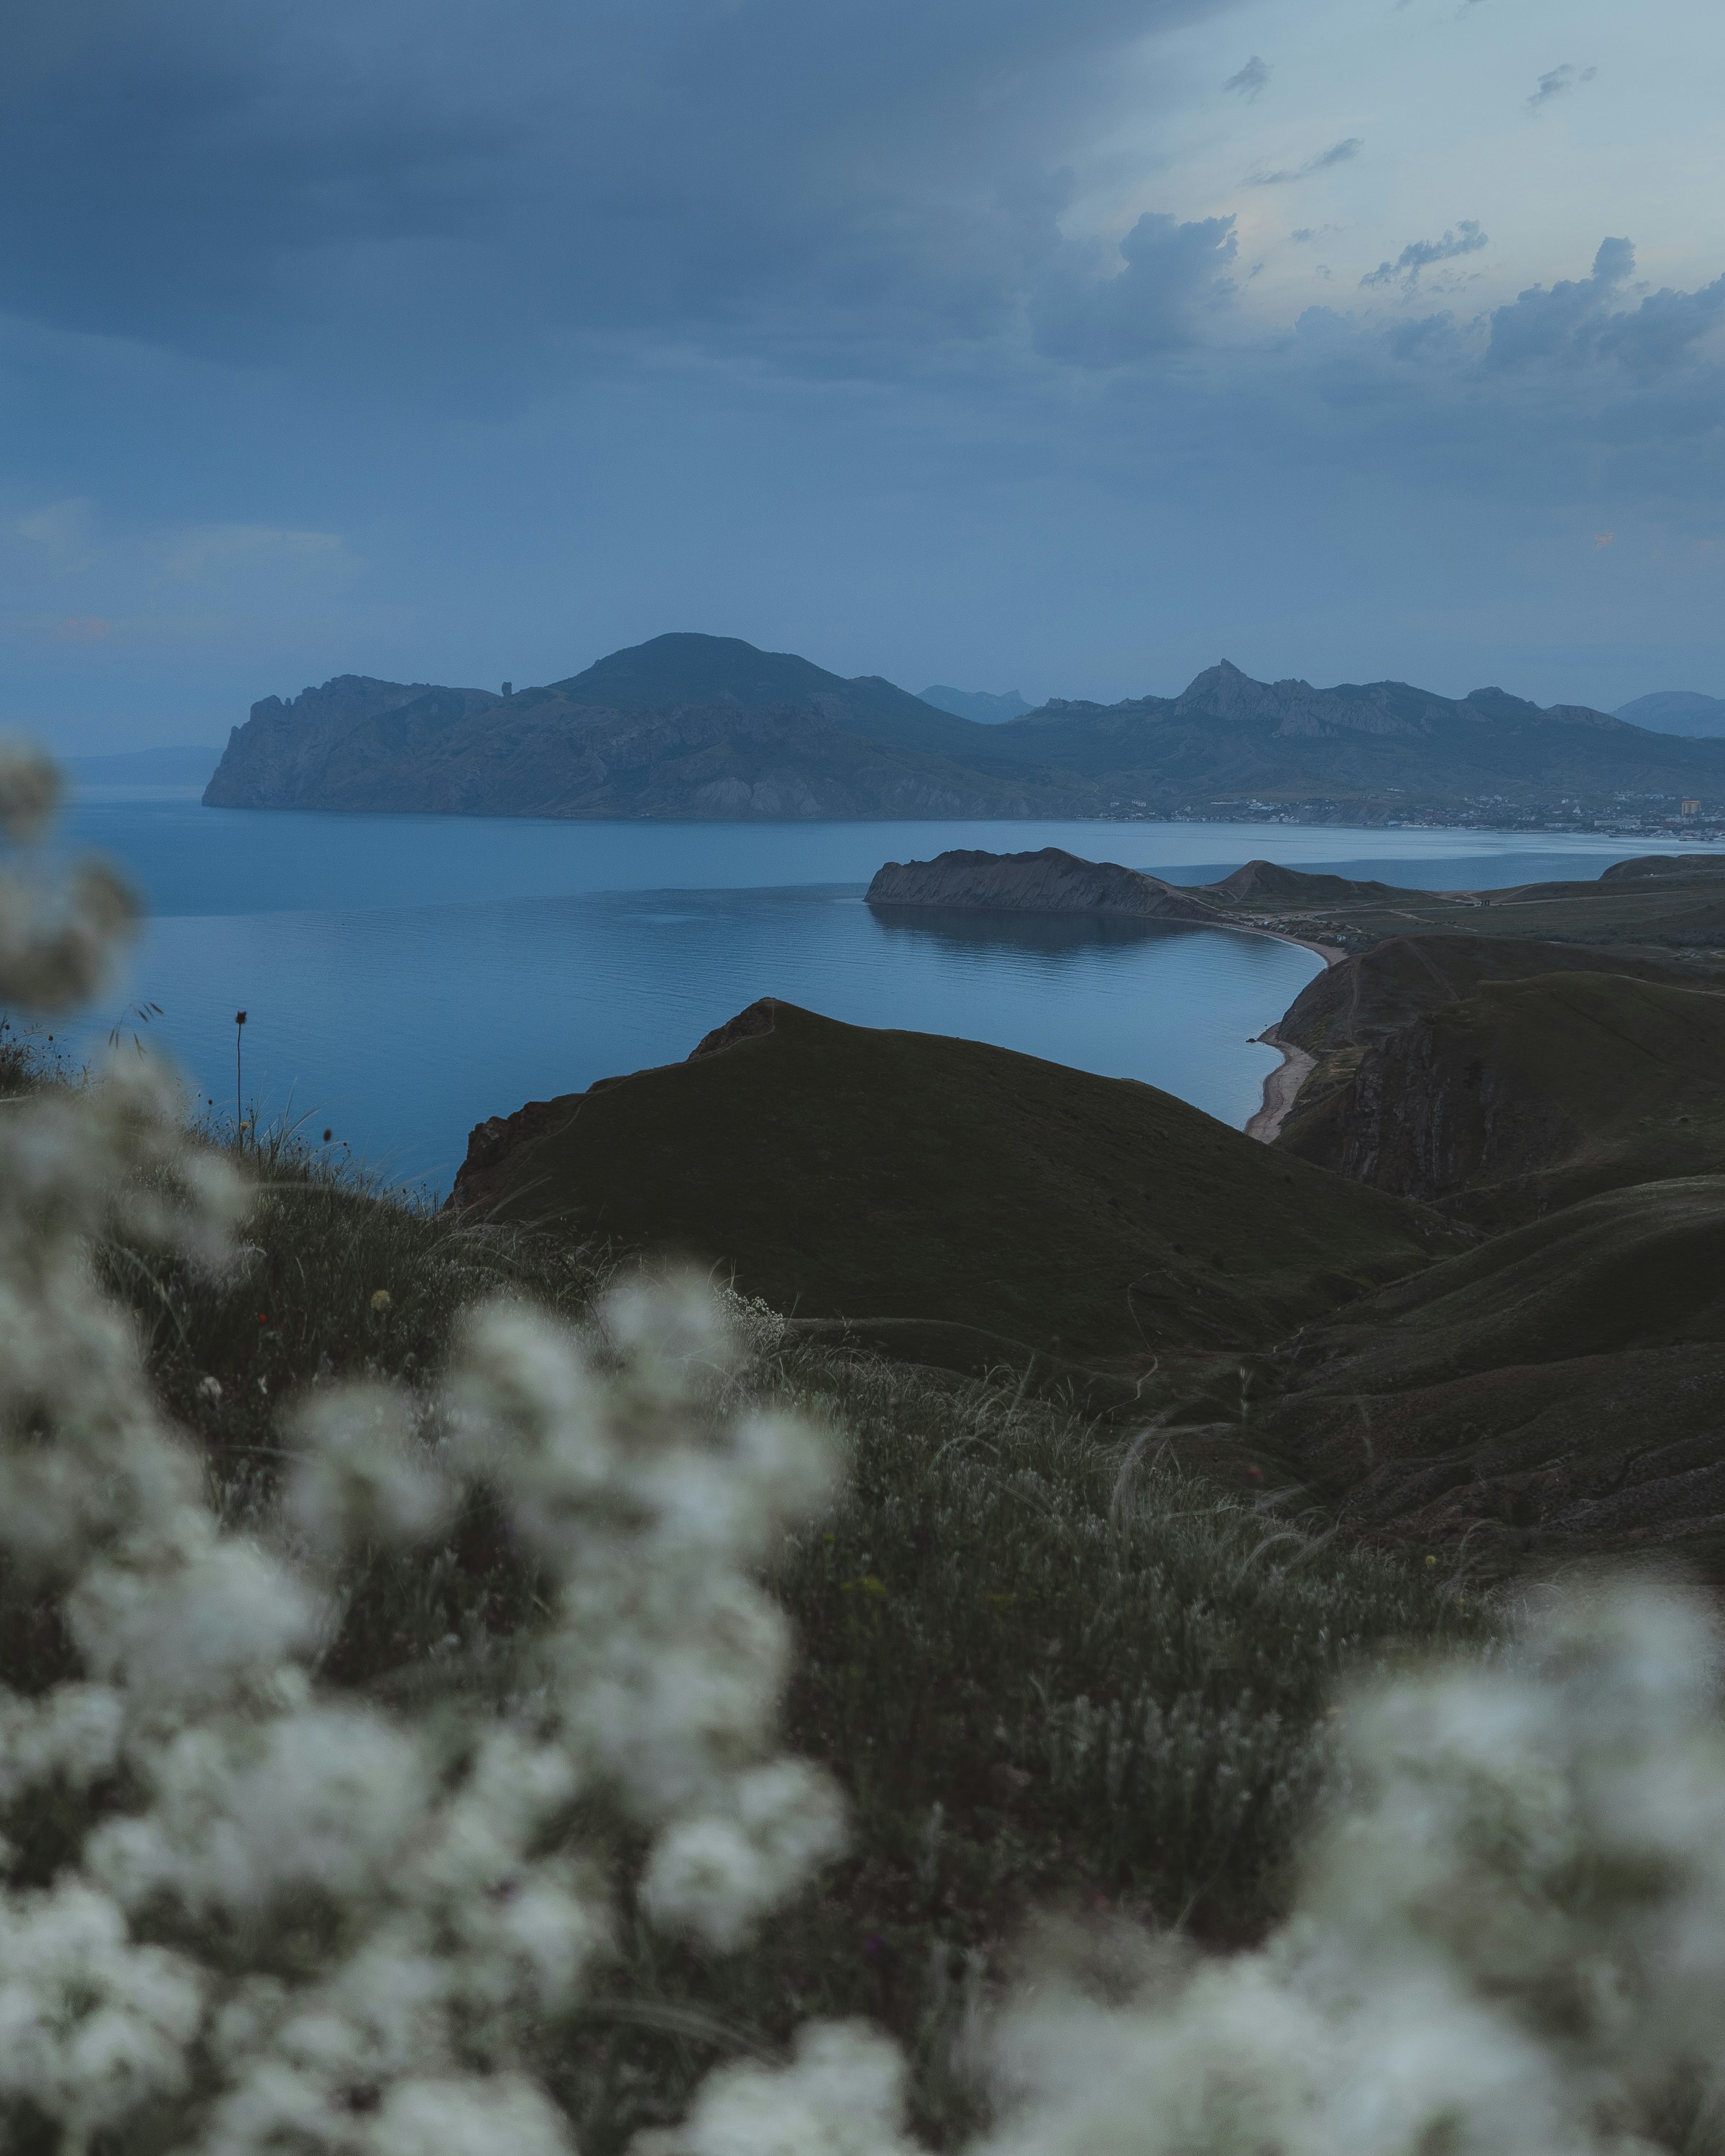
[663,1588,1725,2156]
[0,743,846,2152]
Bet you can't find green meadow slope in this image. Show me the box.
[1257,1176,1725,1575]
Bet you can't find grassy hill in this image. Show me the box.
[1257,1176,1725,1576]
[451,998,1460,1392]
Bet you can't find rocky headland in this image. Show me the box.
[204,632,1725,826]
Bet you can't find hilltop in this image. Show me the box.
[450,995,1458,1399]
[204,634,1725,824]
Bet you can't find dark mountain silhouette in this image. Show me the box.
[204,638,1725,820]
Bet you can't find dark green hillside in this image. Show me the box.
[1601,849,1725,880]
[548,630,993,758]
[1274,936,1703,1164]
[1284,970,1725,1222]
[451,998,1458,1386]
[1261,1178,1725,1574]
[1277,933,1697,1061]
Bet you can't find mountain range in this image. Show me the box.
[1616,690,1725,738]
[203,632,1725,822]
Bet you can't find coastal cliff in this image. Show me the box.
[1282,969,1725,1221]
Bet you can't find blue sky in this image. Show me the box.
[5,0,1724,748]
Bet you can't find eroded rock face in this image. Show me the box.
[1316,1009,1580,1204]
[203,676,446,808]
[203,687,1088,820]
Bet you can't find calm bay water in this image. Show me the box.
[57,791,1723,1193]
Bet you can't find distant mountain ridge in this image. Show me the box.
[1616,691,1725,738]
[918,684,1033,723]
[203,633,1725,822]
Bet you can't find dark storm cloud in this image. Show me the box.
[1248,138,1363,186]
[0,0,1233,394]
[1031,212,1238,364]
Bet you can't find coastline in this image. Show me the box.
[1246,1023,1320,1144]
[1229,924,1342,1143]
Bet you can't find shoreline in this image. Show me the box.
[1246,1023,1320,1144]
[1226,923,1342,1143]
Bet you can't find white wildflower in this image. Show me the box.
[640,2022,912,2156]
[68,1526,323,1708]
[0,1879,206,2139]
[643,1760,848,1950]
[284,1383,454,1554]
[0,740,61,843]
[88,1708,431,1920]
[366,2073,576,2156]
[0,1682,124,1807]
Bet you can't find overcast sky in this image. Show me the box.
[6,0,1724,748]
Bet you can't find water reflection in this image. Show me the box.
[866,902,1194,963]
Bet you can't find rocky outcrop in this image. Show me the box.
[1284,969,1725,1225]
[206,690,1090,821]
[203,675,453,808]
[1308,1003,1581,1204]
[864,847,1220,921]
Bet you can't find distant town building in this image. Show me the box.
[502,681,513,697]
[1682,798,1702,817]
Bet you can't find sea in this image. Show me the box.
[52,791,1725,1196]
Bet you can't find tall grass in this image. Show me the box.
[86,1110,1489,2147]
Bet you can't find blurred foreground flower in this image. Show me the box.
[0,746,847,2150]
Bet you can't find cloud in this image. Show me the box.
[1361,220,1488,290]
[0,0,1240,400]
[1528,64,1597,111]
[1482,236,1725,372]
[1031,211,1238,366]
[57,615,111,642]
[1248,138,1362,187]
[1223,55,1270,101]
